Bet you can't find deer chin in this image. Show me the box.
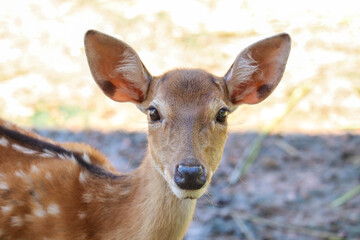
[168,181,210,200]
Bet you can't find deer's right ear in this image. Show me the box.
[84,30,151,104]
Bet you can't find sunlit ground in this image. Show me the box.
[0,0,359,133]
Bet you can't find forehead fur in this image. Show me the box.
[154,69,225,106]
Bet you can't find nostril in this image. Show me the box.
[177,165,202,176]
[174,164,206,190]
[176,165,186,177]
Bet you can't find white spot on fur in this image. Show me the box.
[69,154,77,163]
[10,216,23,227]
[1,205,13,214]
[82,193,92,203]
[47,204,60,216]
[57,153,76,163]
[34,207,46,218]
[30,165,40,174]
[78,211,86,219]
[0,182,9,190]
[0,137,9,147]
[104,184,115,194]
[39,152,53,157]
[79,172,87,184]
[82,153,91,163]
[12,143,38,155]
[45,172,52,180]
[15,170,27,178]
[39,149,56,158]
[57,153,67,160]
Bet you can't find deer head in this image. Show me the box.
[84,30,290,199]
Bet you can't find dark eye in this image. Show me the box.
[216,108,229,123]
[147,107,161,122]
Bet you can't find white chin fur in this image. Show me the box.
[169,182,209,200]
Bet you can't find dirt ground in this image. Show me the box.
[36,129,360,240]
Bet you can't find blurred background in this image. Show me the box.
[1,0,359,133]
[1,0,359,239]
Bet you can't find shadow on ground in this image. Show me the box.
[35,129,360,240]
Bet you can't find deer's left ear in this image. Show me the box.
[225,33,291,105]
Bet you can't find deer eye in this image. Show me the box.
[216,108,229,123]
[147,107,161,122]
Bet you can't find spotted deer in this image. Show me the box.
[0,30,290,239]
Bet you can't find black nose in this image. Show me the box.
[174,164,206,190]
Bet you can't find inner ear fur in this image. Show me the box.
[84,30,151,104]
[225,33,291,105]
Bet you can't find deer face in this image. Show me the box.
[84,30,291,199]
[142,69,230,199]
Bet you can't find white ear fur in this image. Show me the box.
[225,52,259,103]
[225,33,291,105]
[114,48,147,94]
[84,30,151,103]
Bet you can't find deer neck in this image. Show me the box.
[133,154,197,239]
[91,153,197,240]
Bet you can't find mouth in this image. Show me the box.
[169,181,209,200]
[184,196,196,200]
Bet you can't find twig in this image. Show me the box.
[232,213,347,240]
[228,81,313,185]
[275,138,299,158]
[231,213,256,240]
[331,184,360,207]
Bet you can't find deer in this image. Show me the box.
[0,30,290,240]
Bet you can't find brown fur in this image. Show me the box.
[0,30,290,239]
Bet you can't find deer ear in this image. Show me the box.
[225,33,291,105]
[84,30,151,103]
